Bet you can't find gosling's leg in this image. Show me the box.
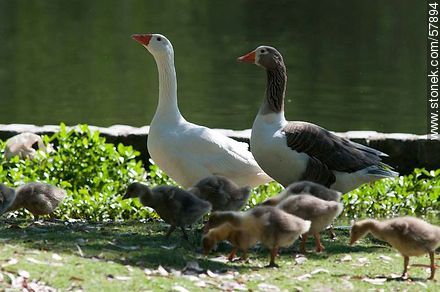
[428,251,436,280]
[402,255,409,280]
[240,249,248,261]
[228,247,238,261]
[314,233,324,252]
[267,247,279,268]
[300,234,308,254]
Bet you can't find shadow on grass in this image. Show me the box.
[0,218,391,273]
[0,218,233,272]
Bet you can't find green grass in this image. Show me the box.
[0,219,438,291]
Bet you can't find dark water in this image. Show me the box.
[0,0,426,133]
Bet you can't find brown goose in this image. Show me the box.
[237,47,398,193]
[350,217,440,280]
[188,175,251,211]
[205,206,310,267]
[123,182,212,239]
[0,182,66,218]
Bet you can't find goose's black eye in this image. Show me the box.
[157,37,162,41]
[260,49,266,53]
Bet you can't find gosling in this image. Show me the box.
[205,206,310,267]
[350,216,440,280]
[123,182,212,239]
[0,182,66,218]
[202,223,258,261]
[189,175,251,211]
[277,194,343,253]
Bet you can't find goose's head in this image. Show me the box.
[238,46,284,70]
[122,182,150,200]
[132,33,174,57]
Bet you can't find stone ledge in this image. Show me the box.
[0,124,438,175]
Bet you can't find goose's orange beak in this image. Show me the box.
[237,51,256,63]
[132,34,152,46]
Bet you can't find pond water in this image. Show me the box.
[0,0,425,133]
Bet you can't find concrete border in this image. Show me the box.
[1,124,438,175]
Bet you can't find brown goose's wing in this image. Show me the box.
[283,121,389,186]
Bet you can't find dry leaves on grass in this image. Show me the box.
[1,257,18,267]
[338,254,352,262]
[0,269,56,291]
[294,254,308,265]
[257,283,280,291]
[26,257,63,267]
[362,277,387,285]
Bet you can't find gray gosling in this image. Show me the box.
[0,182,66,218]
[277,195,343,253]
[123,182,212,239]
[205,206,310,267]
[189,175,251,211]
[350,216,440,280]
[262,181,342,239]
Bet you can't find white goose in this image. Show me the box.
[132,34,272,188]
[238,46,398,193]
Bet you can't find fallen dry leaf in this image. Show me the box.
[18,270,30,279]
[218,281,247,291]
[76,244,84,257]
[311,268,330,275]
[206,270,217,278]
[362,277,387,285]
[258,283,280,291]
[1,258,18,267]
[52,253,63,261]
[339,255,352,262]
[378,255,392,262]
[172,285,190,292]
[114,276,131,281]
[182,261,203,274]
[26,257,63,267]
[157,265,169,277]
[207,256,229,263]
[161,244,177,250]
[296,273,312,281]
[107,241,140,251]
[294,255,308,265]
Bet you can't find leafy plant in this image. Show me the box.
[341,168,440,219]
[0,124,150,220]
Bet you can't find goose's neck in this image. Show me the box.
[362,219,383,239]
[154,54,182,121]
[260,64,287,115]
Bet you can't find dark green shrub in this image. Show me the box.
[0,124,151,220]
[342,168,440,219]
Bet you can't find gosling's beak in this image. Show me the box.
[349,237,355,245]
[122,193,130,200]
[237,50,256,63]
[132,34,153,46]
